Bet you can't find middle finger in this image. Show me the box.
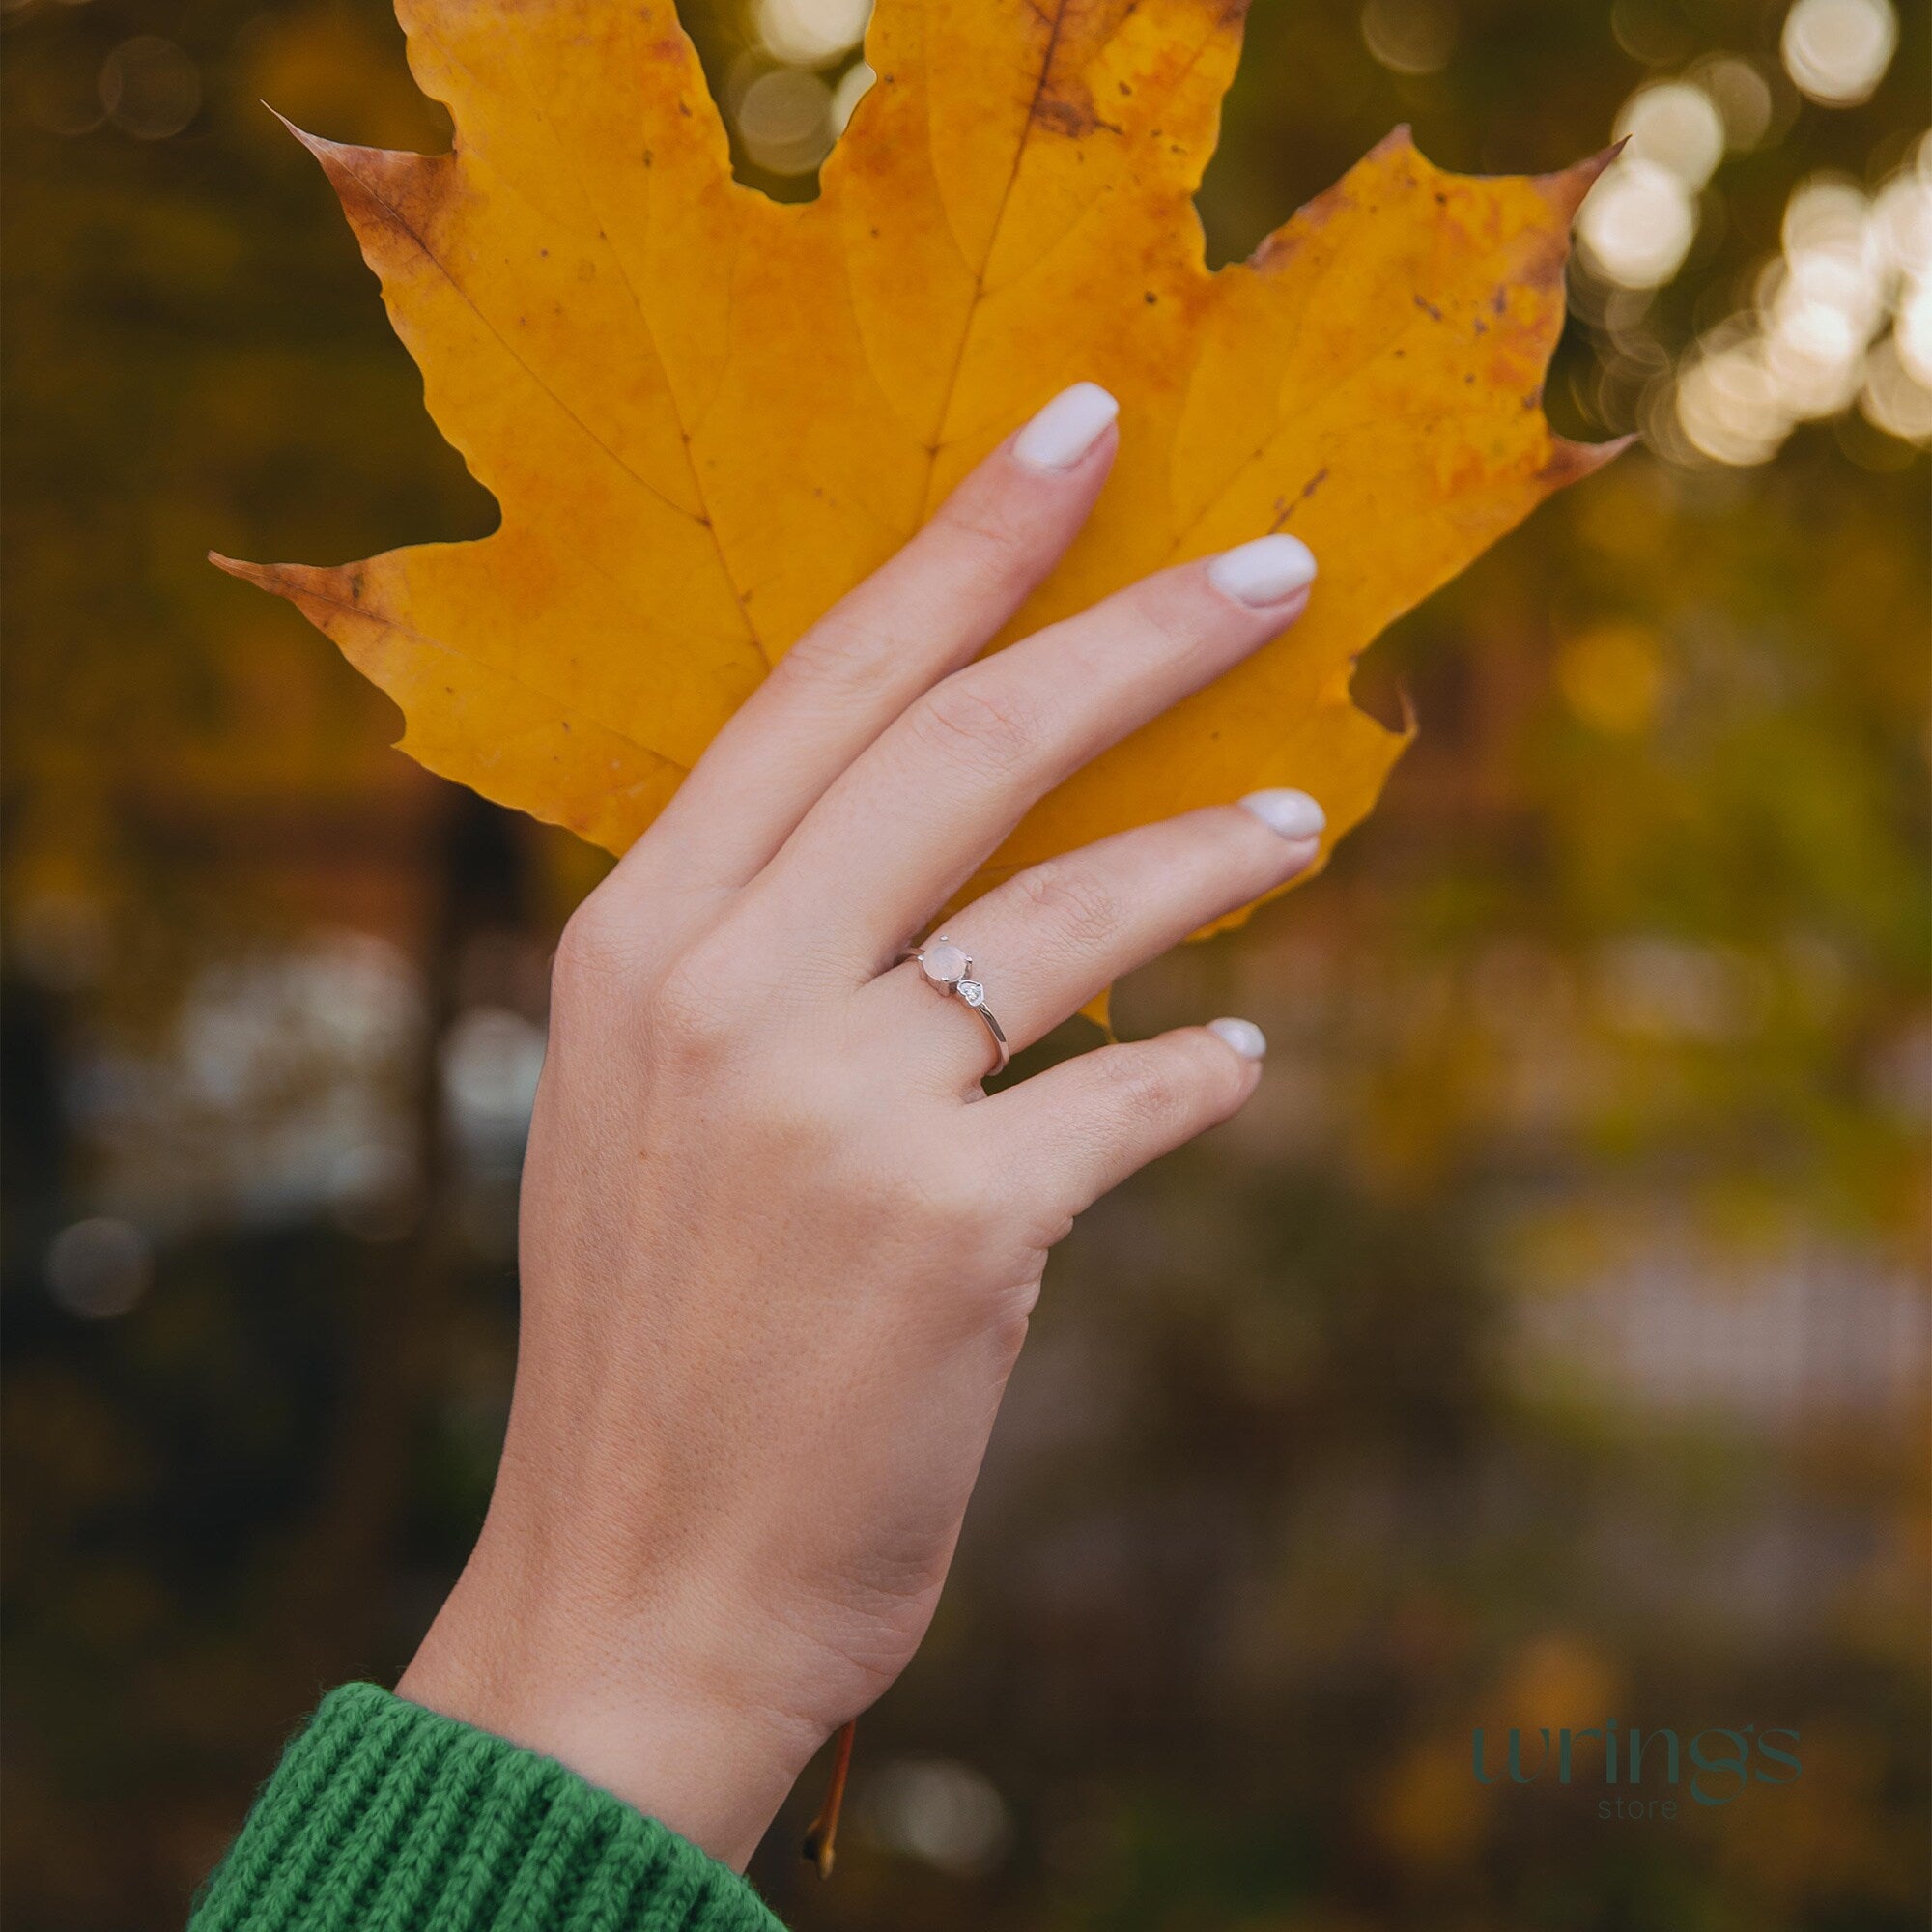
[753,534,1318,969]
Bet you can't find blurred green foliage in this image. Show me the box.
[2,1,1926,1927]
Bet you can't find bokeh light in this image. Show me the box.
[1676,328,1792,466]
[737,0,872,173]
[862,1758,1011,1879]
[98,36,199,141]
[1584,7,1929,464]
[735,63,835,175]
[1896,271,1932,384]
[1618,80,1725,188]
[1673,160,1932,464]
[45,1217,152,1320]
[1872,164,1932,285]
[1579,156,1699,289]
[1779,0,1898,107]
[1861,332,1932,439]
[1692,54,1776,152]
[754,0,869,69]
[1579,77,1735,289]
[440,1006,546,1151]
[1360,0,1459,77]
[1554,622,1670,736]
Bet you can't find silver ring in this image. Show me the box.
[898,935,1010,1075]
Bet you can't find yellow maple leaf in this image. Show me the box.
[216,0,1615,951]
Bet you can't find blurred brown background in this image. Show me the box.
[3,0,1927,1926]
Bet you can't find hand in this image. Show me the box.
[396,383,1325,1868]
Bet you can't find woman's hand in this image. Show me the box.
[396,384,1325,1868]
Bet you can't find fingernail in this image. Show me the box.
[1012,382,1120,471]
[1208,1017,1267,1061]
[1239,788,1326,840]
[1208,534,1318,608]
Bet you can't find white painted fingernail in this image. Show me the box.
[1207,534,1318,608]
[1208,1017,1267,1061]
[1011,383,1120,471]
[1239,788,1326,840]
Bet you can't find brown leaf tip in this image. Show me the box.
[1542,138,1631,220]
[262,102,371,171]
[209,549,263,582]
[1544,433,1637,486]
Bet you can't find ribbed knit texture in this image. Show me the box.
[188,1684,787,1931]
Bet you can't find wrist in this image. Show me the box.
[397,1535,830,1870]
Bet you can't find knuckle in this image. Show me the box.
[1129,587,1208,663]
[911,672,1041,776]
[768,614,891,706]
[935,480,1037,572]
[1013,860,1120,951]
[1128,595,1198,665]
[1102,1037,1229,1128]
[1107,1050,1184,1126]
[552,901,634,997]
[641,951,741,1065]
[1132,1065,1187,1125]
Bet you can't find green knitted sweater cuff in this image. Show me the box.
[188,1682,787,1931]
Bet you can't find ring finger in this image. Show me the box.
[872,787,1327,1088]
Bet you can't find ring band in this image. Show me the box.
[898,936,1010,1075]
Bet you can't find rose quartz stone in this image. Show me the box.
[920,940,969,986]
